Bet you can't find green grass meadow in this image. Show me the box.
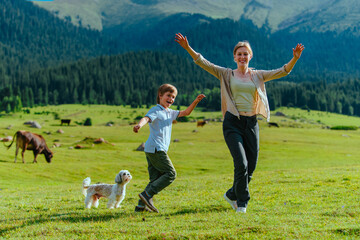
[0,105,359,239]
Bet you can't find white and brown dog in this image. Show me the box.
[82,170,132,209]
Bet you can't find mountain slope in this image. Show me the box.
[3,0,359,81]
[279,0,360,35]
[34,0,357,35]
[0,0,111,75]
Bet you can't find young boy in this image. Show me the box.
[133,83,205,213]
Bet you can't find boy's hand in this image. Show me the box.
[196,94,206,102]
[178,94,206,118]
[133,124,141,133]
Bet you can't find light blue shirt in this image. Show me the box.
[144,104,179,153]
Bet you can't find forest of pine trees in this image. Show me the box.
[1,51,359,116]
[0,0,111,77]
[0,0,359,116]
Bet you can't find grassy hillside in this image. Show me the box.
[272,107,360,127]
[0,105,359,239]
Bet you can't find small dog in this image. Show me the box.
[82,170,132,209]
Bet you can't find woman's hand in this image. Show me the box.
[175,33,190,49]
[175,33,199,60]
[284,43,305,72]
[293,43,305,59]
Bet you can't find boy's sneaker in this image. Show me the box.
[139,191,159,213]
[236,207,246,213]
[134,205,152,212]
[223,193,237,210]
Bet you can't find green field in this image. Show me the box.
[1,105,359,239]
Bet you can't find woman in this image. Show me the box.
[175,33,304,213]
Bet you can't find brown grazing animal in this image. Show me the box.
[6,130,53,163]
[197,120,208,127]
[268,122,280,128]
[61,119,71,126]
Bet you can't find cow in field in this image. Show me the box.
[197,120,208,127]
[268,122,280,128]
[5,130,53,163]
[61,119,71,126]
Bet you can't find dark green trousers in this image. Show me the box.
[144,151,177,196]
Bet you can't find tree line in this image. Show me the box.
[1,51,359,117]
[266,79,360,116]
[0,0,359,116]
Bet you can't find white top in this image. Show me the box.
[230,75,256,112]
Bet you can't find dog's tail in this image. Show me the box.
[82,177,91,196]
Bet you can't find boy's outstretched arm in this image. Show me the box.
[133,117,150,133]
[178,94,205,118]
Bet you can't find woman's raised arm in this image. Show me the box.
[284,43,305,73]
[175,32,227,80]
[175,33,199,60]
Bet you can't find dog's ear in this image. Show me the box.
[115,171,123,184]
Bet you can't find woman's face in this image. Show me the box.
[234,47,252,67]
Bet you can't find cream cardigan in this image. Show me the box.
[194,54,290,122]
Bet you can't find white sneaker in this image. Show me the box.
[236,207,246,213]
[223,193,237,210]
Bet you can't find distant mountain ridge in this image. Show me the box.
[34,0,359,35]
[2,0,359,80]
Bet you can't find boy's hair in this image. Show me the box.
[157,84,178,104]
[233,41,253,58]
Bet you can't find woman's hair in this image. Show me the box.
[233,41,253,57]
[157,84,178,104]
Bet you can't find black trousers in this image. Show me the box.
[223,111,259,208]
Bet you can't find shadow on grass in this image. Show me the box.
[0,204,232,236]
[0,159,49,164]
[0,211,133,236]
[49,124,78,127]
[332,228,360,237]
[169,204,228,216]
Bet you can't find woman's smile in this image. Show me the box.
[234,46,251,67]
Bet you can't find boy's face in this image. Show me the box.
[159,91,176,109]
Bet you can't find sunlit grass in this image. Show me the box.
[0,105,359,239]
